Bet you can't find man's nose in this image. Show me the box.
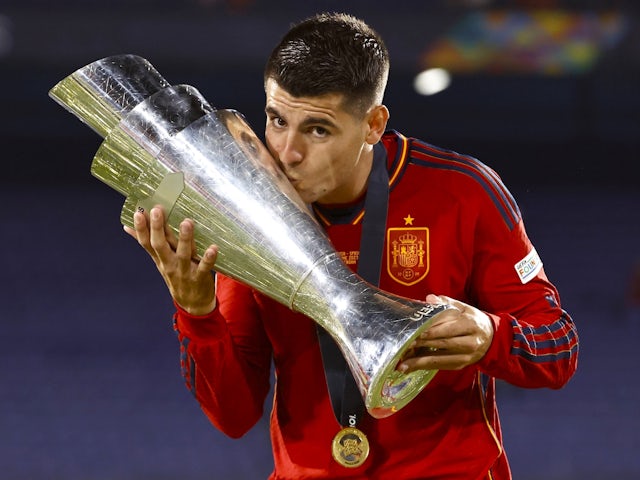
[277,131,304,167]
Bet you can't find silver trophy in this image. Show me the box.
[49,55,450,418]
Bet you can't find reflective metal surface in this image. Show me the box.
[49,55,451,418]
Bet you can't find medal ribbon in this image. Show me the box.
[317,142,390,428]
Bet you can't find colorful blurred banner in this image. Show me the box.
[422,10,628,75]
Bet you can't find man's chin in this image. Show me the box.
[297,189,320,205]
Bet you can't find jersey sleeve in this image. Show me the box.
[466,170,578,389]
[173,273,273,438]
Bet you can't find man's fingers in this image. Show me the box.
[165,215,179,251]
[176,219,196,272]
[131,211,155,253]
[148,207,174,259]
[196,246,219,276]
[399,353,473,373]
[123,224,137,239]
[421,310,467,340]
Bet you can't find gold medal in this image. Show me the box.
[331,427,370,468]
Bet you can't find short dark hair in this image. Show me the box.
[264,12,389,116]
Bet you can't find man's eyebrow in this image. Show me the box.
[300,116,338,129]
[265,105,338,129]
[265,105,281,117]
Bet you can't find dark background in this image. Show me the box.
[1,1,639,479]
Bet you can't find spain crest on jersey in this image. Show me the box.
[387,227,429,286]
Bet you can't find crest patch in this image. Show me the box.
[387,227,429,286]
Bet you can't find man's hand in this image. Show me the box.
[398,294,494,373]
[124,206,219,316]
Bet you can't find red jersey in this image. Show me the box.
[174,131,579,479]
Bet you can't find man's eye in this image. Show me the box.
[311,126,328,137]
[270,116,285,128]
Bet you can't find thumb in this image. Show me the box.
[426,293,446,304]
[426,294,465,312]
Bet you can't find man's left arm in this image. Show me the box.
[400,200,578,389]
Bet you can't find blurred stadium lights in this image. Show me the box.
[419,9,629,76]
[413,68,452,96]
[412,8,630,97]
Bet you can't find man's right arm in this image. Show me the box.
[125,206,272,437]
[173,275,273,438]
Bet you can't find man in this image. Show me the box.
[126,12,578,479]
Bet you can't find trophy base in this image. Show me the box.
[365,322,438,418]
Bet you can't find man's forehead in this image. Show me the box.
[265,79,348,116]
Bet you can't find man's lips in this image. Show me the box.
[285,175,300,185]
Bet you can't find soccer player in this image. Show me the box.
[126,12,578,479]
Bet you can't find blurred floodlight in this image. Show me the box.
[414,68,451,96]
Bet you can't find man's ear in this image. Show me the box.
[365,105,390,145]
